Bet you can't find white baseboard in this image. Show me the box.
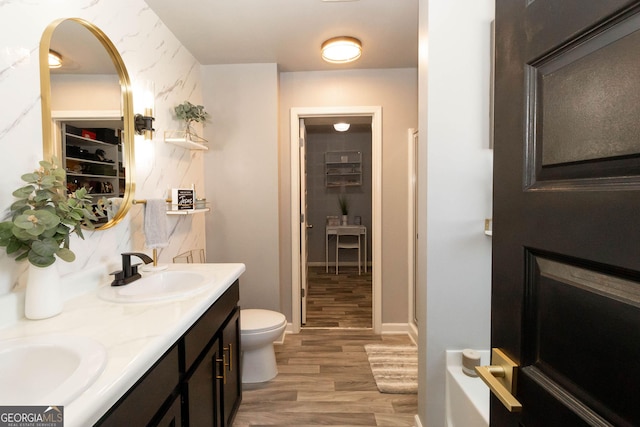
[381,322,412,334]
[282,322,416,338]
[408,321,418,345]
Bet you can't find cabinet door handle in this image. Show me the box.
[216,356,226,384]
[224,344,233,372]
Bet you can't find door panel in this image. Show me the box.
[493,1,640,425]
[300,118,308,324]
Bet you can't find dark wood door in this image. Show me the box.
[493,1,640,426]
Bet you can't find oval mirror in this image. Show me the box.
[39,18,135,230]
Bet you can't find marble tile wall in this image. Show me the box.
[0,0,207,299]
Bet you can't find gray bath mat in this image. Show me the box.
[364,344,418,394]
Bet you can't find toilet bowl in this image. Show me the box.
[240,309,287,383]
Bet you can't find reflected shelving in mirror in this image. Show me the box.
[40,18,135,230]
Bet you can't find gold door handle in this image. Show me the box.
[475,348,523,412]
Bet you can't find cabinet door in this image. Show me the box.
[184,337,222,426]
[153,394,182,427]
[96,346,179,427]
[221,309,242,426]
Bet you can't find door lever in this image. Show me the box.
[475,348,523,412]
[307,224,313,229]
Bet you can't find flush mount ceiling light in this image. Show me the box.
[321,36,362,64]
[48,50,62,68]
[333,122,350,132]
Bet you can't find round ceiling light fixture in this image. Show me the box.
[321,36,362,64]
[333,122,350,132]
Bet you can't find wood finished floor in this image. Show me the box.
[234,267,416,426]
[304,266,372,329]
[233,329,417,426]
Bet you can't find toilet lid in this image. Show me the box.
[241,309,286,333]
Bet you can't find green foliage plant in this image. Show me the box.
[0,159,103,267]
[174,101,209,131]
[338,195,349,215]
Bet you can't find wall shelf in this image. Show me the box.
[164,130,208,150]
[325,151,362,187]
[166,208,210,215]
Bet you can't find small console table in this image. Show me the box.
[325,225,367,273]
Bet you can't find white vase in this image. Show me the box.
[342,215,348,226]
[24,264,63,320]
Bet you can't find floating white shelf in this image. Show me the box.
[166,208,210,215]
[164,130,208,150]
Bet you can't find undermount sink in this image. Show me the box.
[98,271,209,303]
[0,335,107,405]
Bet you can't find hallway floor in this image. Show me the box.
[233,329,417,426]
[304,266,372,328]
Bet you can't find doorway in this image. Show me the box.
[303,116,373,328]
[290,106,382,334]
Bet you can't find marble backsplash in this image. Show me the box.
[0,0,207,298]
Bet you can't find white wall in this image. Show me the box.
[0,1,206,304]
[201,64,281,311]
[417,0,495,425]
[279,68,418,324]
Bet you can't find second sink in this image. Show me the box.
[0,334,107,406]
[98,271,209,303]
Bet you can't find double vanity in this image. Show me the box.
[0,262,245,426]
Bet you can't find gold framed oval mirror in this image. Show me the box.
[39,18,135,230]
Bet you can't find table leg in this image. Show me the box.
[326,232,329,273]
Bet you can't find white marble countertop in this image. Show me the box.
[0,262,245,427]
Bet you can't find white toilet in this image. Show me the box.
[240,309,287,383]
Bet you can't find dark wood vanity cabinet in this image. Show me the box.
[182,281,242,426]
[95,280,241,427]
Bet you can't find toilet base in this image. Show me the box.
[242,343,278,383]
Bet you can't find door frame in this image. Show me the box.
[407,128,418,342]
[290,106,382,334]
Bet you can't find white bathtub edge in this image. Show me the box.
[445,349,490,427]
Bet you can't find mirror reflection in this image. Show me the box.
[40,18,135,229]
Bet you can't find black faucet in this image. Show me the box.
[110,252,154,286]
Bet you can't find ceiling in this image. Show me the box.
[144,0,419,72]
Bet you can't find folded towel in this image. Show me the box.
[144,199,169,249]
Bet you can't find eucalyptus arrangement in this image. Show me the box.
[174,101,209,134]
[0,159,103,267]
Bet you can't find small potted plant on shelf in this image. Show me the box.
[174,100,209,137]
[0,158,103,319]
[338,195,349,226]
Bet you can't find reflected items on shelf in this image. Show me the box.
[67,124,121,144]
[62,121,124,203]
[66,178,114,195]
